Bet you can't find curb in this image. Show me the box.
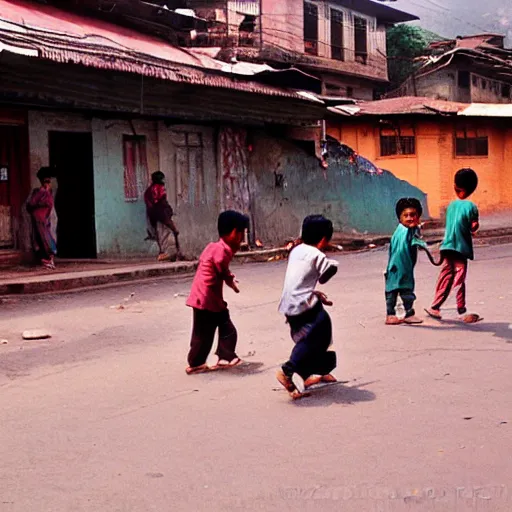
[0,261,198,296]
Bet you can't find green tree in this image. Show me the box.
[386,24,429,88]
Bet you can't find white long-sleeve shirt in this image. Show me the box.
[278,244,338,317]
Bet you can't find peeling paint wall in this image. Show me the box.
[248,132,429,242]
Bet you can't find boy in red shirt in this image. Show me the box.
[185,210,250,374]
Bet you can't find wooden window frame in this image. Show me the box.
[379,125,416,157]
[454,126,489,157]
[123,135,148,202]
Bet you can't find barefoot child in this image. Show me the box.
[425,168,480,323]
[276,215,339,398]
[385,198,427,325]
[185,210,250,374]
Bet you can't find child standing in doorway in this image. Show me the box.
[185,210,250,374]
[385,198,426,325]
[425,168,481,323]
[276,215,339,399]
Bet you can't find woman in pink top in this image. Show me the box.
[26,167,56,270]
[185,210,249,375]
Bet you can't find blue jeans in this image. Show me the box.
[386,289,416,317]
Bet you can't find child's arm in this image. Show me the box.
[213,251,240,293]
[316,254,339,285]
[471,204,480,234]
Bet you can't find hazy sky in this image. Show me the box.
[390,0,512,44]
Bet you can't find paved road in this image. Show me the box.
[1,244,512,511]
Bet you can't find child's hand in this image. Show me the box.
[471,221,479,234]
[226,277,240,294]
[312,291,333,306]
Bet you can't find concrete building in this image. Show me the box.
[327,97,512,219]
[183,0,418,99]
[388,34,512,104]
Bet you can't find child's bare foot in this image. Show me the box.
[321,374,337,383]
[276,369,296,393]
[386,315,402,325]
[185,364,210,375]
[157,253,170,262]
[425,308,442,320]
[304,375,322,388]
[404,315,423,325]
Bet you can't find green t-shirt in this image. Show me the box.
[385,224,427,292]
[440,199,479,260]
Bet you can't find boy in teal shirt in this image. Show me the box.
[426,168,480,323]
[385,198,427,325]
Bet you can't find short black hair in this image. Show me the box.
[301,215,333,245]
[455,168,478,196]
[395,197,423,219]
[151,171,165,184]
[36,167,52,182]
[218,210,250,237]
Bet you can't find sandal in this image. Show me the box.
[424,308,442,320]
[462,313,483,324]
[185,364,210,375]
[212,357,242,370]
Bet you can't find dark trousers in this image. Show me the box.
[282,302,337,380]
[385,289,416,317]
[187,308,238,367]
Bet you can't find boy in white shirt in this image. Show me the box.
[277,215,339,399]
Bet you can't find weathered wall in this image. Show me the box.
[329,118,512,219]
[410,69,456,101]
[248,131,428,241]
[157,123,220,257]
[26,111,93,253]
[261,0,303,53]
[91,119,159,257]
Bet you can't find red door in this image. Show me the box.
[0,123,29,248]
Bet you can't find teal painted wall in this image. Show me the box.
[92,119,160,257]
[249,132,429,244]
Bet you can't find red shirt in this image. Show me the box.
[27,187,54,222]
[186,239,235,312]
[144,183,166,209]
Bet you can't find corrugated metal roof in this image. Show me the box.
[0,0,320,102]
[329,97,467,116]
[459,104,512,117]
[329,97,512,118]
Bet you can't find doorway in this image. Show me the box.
[49,132,97,259]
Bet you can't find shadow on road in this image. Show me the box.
[413,321,512,343]
[291,381,377,408]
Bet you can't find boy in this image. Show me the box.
[276,215,339,398]
[185,210,250,374]
[425,168,480,323]
[385,198,426,325]
[144,171,181,262]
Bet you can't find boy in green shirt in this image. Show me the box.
[385,198,427,325]
[425,168,480,323]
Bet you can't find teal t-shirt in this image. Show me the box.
[385,224,427,292]
[441,199,479,260]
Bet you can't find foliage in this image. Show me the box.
[386,24,430,87]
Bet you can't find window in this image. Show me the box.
[380,125,415,156]
[172,132,205,206]
[458,71,470,89]
[330,9,344,61]
[239,15,256,47]
[354,16,368,64]
[123,135,148,201]
[472,75,478,87]
[482,79,487,90]
[346,86,354,98]
[502,83,511,98]
[304,2,319,55]
[455,127,488,157]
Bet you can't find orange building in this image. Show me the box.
[327,97,512,219]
